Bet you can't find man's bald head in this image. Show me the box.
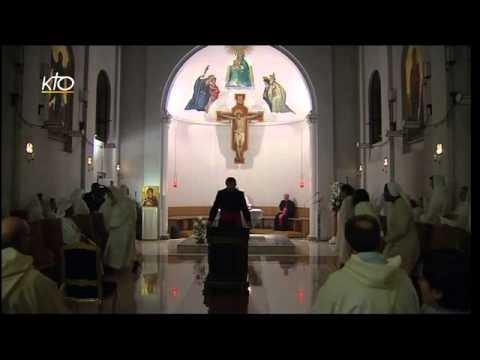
[2,217,30,250]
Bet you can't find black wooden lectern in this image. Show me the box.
[203,226,250,293]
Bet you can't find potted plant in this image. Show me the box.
[329,181,343,243]
[192,217,207,244]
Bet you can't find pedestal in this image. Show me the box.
[142,207,158,240]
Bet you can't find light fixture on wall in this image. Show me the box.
[299,178,305,189]
[433,143,444,162]
[25,141,34,162]
[388,88,397,103]
[382,157,389,173]
[87,156,93,171]
[423,61,431,80]
[356,141,370,149]
[446,46,456,71]
[116,163,121,172]
[173,173,178,188]
[357,164,364,176]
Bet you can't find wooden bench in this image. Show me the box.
[415,222,470,258]
[168,206,310,238]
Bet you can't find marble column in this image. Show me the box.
[159,111,171,240]
[307,111,319,241]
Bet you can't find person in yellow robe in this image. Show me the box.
[2,217,67,313]
[312,215,419,314]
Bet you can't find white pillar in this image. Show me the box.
[307,112,319,241]
[159,111,171,239]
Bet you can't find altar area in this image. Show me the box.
[177,233,296,255]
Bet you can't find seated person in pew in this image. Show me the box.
[312,215,419,314]
[26,193,45,222]
[418,249,470,314]
[274,193,296,231]
[56,199,85,245]
[440,186,469,231]
[2,217,68,313]
[420,175,450,225]
[71,188,90,216]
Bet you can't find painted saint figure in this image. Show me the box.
[185,65,220,112]
[225,49,254,88]
[143,187,158,207]
[409,48,423,122]
[262,73,294,113]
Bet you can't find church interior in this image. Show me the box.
[1,45,471,314]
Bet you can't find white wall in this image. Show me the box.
[1,46,119,211]
[86,46,120,188]
[119,45,337,239]
[359,45,471,206]
[167,120,311,207]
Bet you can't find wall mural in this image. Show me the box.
[185,65,220,112]
[404,46,424,123]
[262,73,294,113]
[225,47,254,89]
[170,46,312,124]
[48,45,74,152]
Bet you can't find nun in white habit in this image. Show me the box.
[103,187,135,271]
[56,199,83,245]
[420,175,450,225]
[70,188,90,216]
[382,182,420,275]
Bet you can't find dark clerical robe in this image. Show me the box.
[209,188,251,229]
[274,199,296,230]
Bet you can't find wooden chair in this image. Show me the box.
[61,239,118,313]
[91,213,109,250]
[72,215,97,244]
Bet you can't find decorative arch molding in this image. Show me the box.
[159,46,319,119]
[156,46,321,240]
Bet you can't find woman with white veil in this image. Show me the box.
[119,185,140,272]
[383,182,420,275]
[70,188,90,215]
[103,187,135,271]
[420,175,450,225]
[26,194,44,222]
[56,198,84,245]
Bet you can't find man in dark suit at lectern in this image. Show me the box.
[205,177,251,290]
[208,177,252,229]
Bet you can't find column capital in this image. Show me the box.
[160,111,172,124]
[306,111,320,125]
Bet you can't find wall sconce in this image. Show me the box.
[356,141,370,149]
[388,88,397,103]
[382,157,389,173]
[433,143,444,162]
[299,178,305,188]
[87,156,93,171]
[116,163,121,172]
[25,141,34,162]
[357,164,364,176]
[446,46,456,71]
[423,61,431,80]
[173,174,178,188]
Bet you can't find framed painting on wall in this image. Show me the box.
[142,186,160,207]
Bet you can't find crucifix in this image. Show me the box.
[216,94,263,164]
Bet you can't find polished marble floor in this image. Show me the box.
[69,239,338,314]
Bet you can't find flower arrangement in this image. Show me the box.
[192,217,207,243]
[329,181,344,212]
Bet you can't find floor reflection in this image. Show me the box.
[107,240,336,314]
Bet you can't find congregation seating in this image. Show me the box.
[10,210,110,284]
[168,206,310,238]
